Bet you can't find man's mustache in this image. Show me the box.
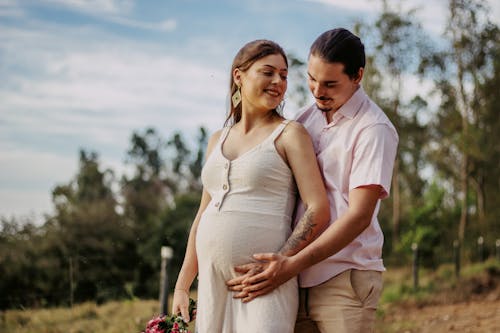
[315,96,330,101]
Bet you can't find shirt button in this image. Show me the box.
[223,184,228,190]
[214,202,220,207]
[224,162,229,169]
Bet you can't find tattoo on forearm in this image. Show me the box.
[280,209,316,255]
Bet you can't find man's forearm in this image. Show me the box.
[289,186,381,270]
[279,207,321,257]
[291,209,372,272]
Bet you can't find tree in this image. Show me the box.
[358,1,432,248]
[121,127,207,297]
[51,150,135,303]
[470,22,500,242]
[427,0,499,253]
[286,53,310,110]
[188,127,208,192]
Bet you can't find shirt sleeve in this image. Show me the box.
[349,123,398,199]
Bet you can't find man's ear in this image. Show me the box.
[354,67,364,83]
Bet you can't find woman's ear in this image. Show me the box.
[233,68,242,87]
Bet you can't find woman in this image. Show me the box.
[172,39,329,332]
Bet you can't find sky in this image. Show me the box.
[1,0,499,222]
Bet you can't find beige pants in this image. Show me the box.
[295,269,383,333]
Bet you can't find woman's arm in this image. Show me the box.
[171,130,221,321]
[172,187,211,320]
[277,121,330,256]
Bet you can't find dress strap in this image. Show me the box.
[218,126,232,145]
[268,119,292,142]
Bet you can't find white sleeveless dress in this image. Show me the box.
[195,120,299,333]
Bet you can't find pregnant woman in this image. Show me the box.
[172,39,329,333]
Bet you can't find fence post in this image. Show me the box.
[496,239,500,262]
[453,240,460,278]
[69,257,74,308]
[412,243,419,290]
[159,246,174,315]
[477,236,484,262]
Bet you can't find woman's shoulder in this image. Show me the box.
[209,128,225,142]
[273,120,312,153]
[282,119,309,138]
[205,128,226,156]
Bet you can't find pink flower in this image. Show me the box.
[142,298,196,333]
[146,315,163,328]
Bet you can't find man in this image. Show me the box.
[226,28,398,332]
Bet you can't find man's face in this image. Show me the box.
[307,54,362,113]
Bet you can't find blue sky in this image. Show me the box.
[1,0,499,221]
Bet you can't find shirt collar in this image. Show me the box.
[309,86,368,126]
[336,85,366,120]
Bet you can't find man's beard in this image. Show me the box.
[315,97,332,113]
[315,102,332,113]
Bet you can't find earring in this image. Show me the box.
[231,87,241,108]
[276,98,286,115]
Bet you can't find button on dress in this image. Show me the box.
[195,120,298,332]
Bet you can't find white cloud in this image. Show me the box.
[302,0,444,36]
[0,149,76,188]
[110,16,177,31]
[42,0,134,15]
[0,149,77,218]
[0,22,228,142]
[0,16,229,218]
[1,49,227,142]
[56,0,177,32]
[303,0,379,12]
[303,0,499,35]
[0,189,53,223]
[0,6,24,18]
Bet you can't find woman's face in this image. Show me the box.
[235,54,288,113]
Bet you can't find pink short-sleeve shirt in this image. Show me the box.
[295,86,399,288]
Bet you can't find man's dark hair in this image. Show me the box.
[310,28,365,79]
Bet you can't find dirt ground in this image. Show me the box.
[378,298,500,332]
[375,261,500,332]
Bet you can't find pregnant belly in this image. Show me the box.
[196,210,289,274]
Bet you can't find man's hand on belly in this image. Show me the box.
[226,261,266,300]
[226,252,297,302]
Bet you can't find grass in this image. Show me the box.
[1,299,158,333]
[380,259,499,306]
[1,261,498,332]
[0,292,198,333]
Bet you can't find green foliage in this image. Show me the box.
[369,0,500,268]
[0,126,207,309]
[286,52,309,109]
[162,192,201,291]
[121,127,207,299]
[379,260,500,311]
[396,183,450,267]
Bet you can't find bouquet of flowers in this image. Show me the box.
[142,298,197,333]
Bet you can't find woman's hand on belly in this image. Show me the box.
[225,261,266,299]
[226,252,297,302]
